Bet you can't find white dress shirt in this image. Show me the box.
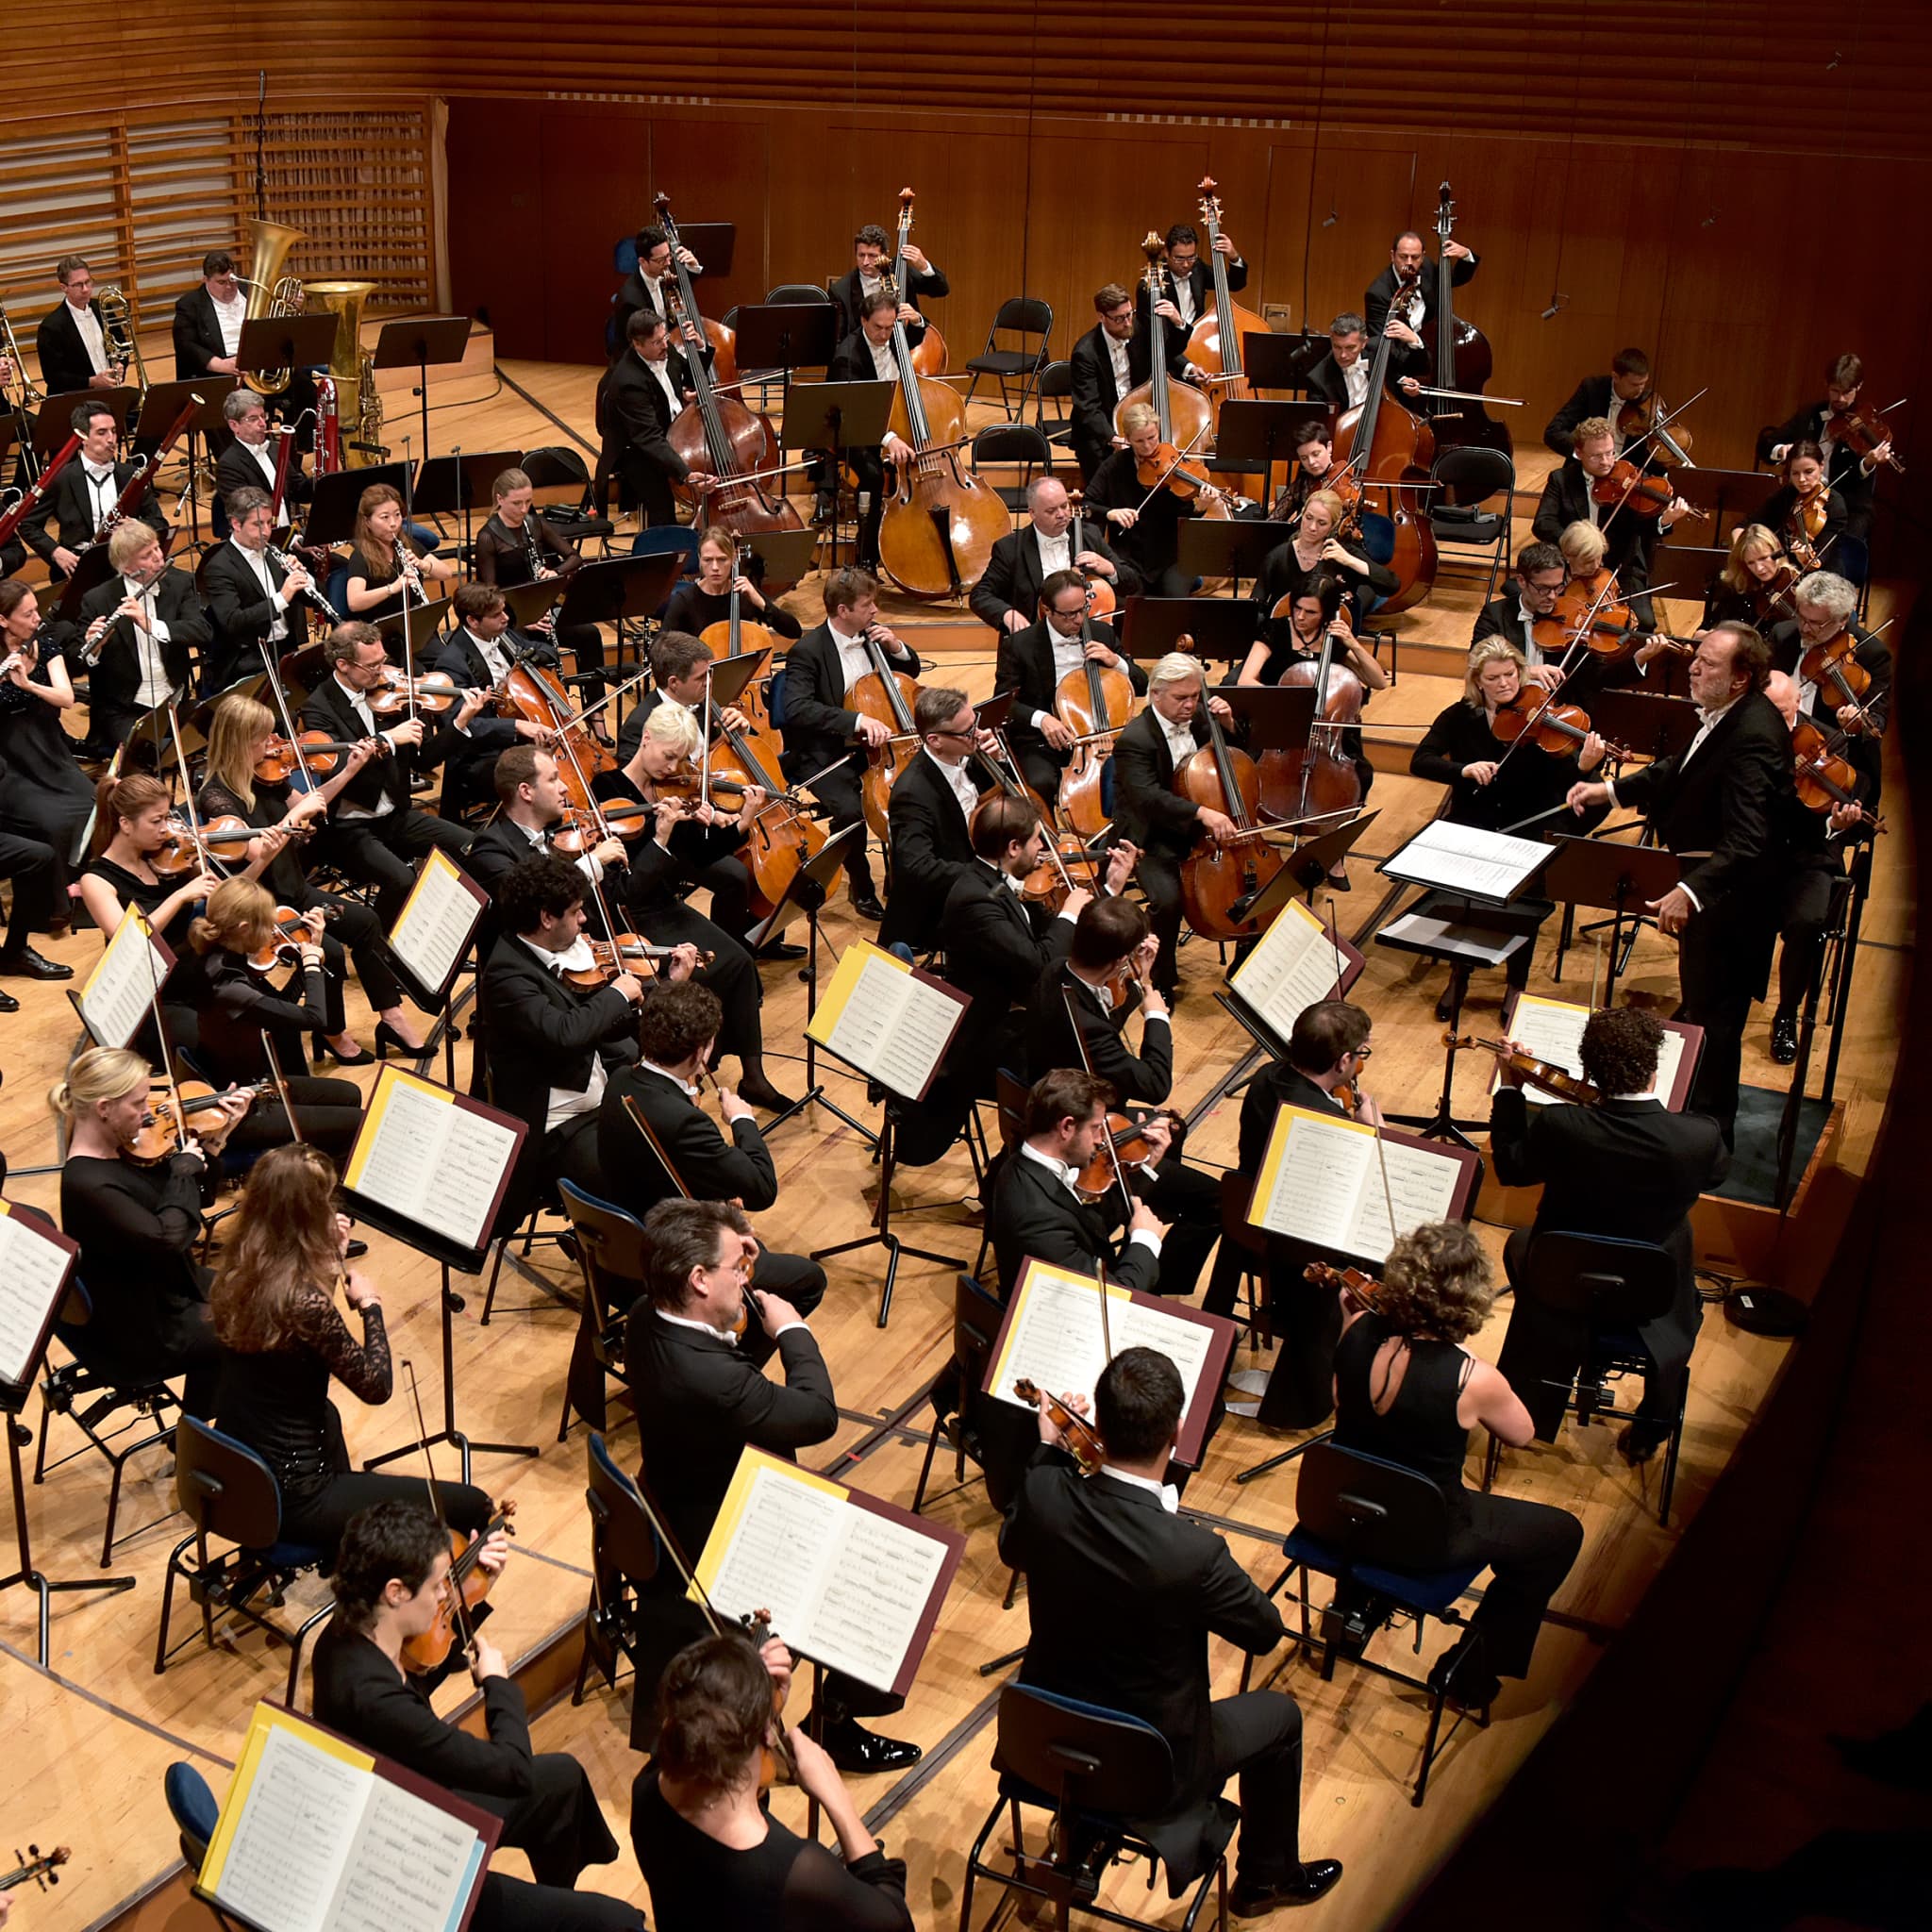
[1106,1464,1180,1512]
[868,338,897,382]
[1032,526,1072,577]
[235,435,279,489]
[641,354,680,416]
[70,300,108,375]
[1018,1139,1163,1255]
[642,274,669,321]
[1342,359,1370,408]
[80,459,119,531]
[1047,625,1087,687]
[1107,330,1131,395]
[330,673,389,820]
[211,288,247,357]
[832,622,876,694]
[1604,692,1742,911]
[234,538,290,644]
[520,934,608,1131]
[1158,710,1199,768]
[120,573,175,706]
[924,745,981,823]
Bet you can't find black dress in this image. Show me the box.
[472,511,606,678]
[59,1151,218,1416]
[629,1766,912,1932]
[0,667,94,914]
[82,853,209,1053]
[659,582,802,642]
[1241,638,1374,802]
[1083,447,1193,598]
[1255,532,1397,629]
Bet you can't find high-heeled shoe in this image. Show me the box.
[375,1021,433,1062]
[317,1034,375,1068]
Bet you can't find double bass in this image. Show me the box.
[1115,236,1212,451]
[1172,642,1286,941]
[652,189,736,384]
[1185,176,1270,498]
[891,188,947,379]
[1414,182,1511,459]
[874,262,1007,600]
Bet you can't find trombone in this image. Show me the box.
[0,302,43,410]
[95,286,149,397]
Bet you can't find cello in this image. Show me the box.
[696,542,777,734]
[1172,641,1286,941]
[1055,603,1137,841]
[1267,605,1365,828]
[701,685,828,921]
[652,189,736,384]
[1331,273,1437,614]
[874,268,1007,600]
[1414,182,1511,460]
[851,624,924,839]
[891,187,947,379]
[1115,236,1212,452]
[1186,176,1270,498]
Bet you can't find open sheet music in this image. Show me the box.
[198,1704,493,1932]
[341,1067,524,1263]
[1227,897,1365,1054]
[1501,993,1702,1110]
[806,940,969,1101]
[0,1202,78,1395]
[1381,818,1553,904]
[984,1259,1236,1466]
[75,908,174,1050]
[387,849,488,1004]
[696,1448,964,1697]
[1250,1106,1479,1262]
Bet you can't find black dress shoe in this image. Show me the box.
[818,1716,922,1774]
[1229,1860,1344,1915]
[758,940,808,960]
[0,945,74,980]
[0,988,20,1013]
[344,1239,369,1260]
[1426,1643,1501,1710]
[1616,1423,1663,1466]
[1770,1009,1799,1064]
[851,892,886,922]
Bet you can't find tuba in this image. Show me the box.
[95,286,148,395]
[240,218,308,395]
[302,279,384,469]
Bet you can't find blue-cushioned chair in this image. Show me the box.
[166,1759,220,1867]
[959,1682,1234,1932]
[1246,1441,1489,1807]
[555,1182,647,1444]
[1484,1228,1685,1524]
[154,1417,334,1709]
[575,1429,666,1704]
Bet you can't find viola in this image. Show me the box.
[400,1498,518,1674]
[1171,650,1286,941]
[1796,627,1878,730]
[1074,1107,1186,1201]
[558,934,716,990]
[1013,1377,1105,1475]
[1304,1259,1384,1314]
[368,669,460,715]
[1491,688,1628,763]
[1825,398,1905,474]
[246,903,338,975]
[1748,558,1803,625]
[1790,719,1886,833]
[128,1078,270,1164]
[1019,829,1106,917]
[253,731,371,783]
[1414,182,1512,461]
[1115,235,1212,452]
[1443,1031,1600,1105]
[0,1844,70,1893]
[1615,387,1696,469]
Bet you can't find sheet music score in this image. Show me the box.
[1228,897,1355,1043]
[344,1069,520,1254]
[808,941,965,1100]
[1345,1138,1465,1258]
[387,849,484,999]
[1503,994,1688,1107]
[77,908,172,1050]
[0,1205,76,1390]
[698,1450,958,1695]
[1252,1107,1470,1262]
[1384,818,1551,902]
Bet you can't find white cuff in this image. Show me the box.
[1679,882,1703,912]
[1129,1226,1162,1257]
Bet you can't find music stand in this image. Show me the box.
[414,447,524,556]
[556,550,687,685]
[1121,594,1257,666]
[372,315,474,462]
[750,824,874,1142]
[781,380,897,572]
[373,595,451,665]
[1271,806,1382,899]
[1213,398,1325,509]
[731,301,839,386]
[502,575,568,634]
[1590,688,1701,766]
[305,459,416,547]
[1176,516,1286,597]
[32,386,139,458]
[50,542,116,624]
[1657,466,1773,549]
[704,647,768,719]
[1541,833,1680,1004]
[236,311,337,389]
[744,524,819,591]
[1214,682,1317,756]
[134,378,239,551]
[1241,331,1336,404]
[189,671,269,738]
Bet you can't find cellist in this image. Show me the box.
[969,475,1138,637]
[1235,579,1386,805]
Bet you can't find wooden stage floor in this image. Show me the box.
[0,351,1913,1932]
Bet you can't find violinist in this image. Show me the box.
[632,1630,913,1932]
[612,221,702,348]
[1701,523,1793,630]
[1110,652,1243,1002]
[658,526,800,652]
[970,475,1137,638]
[298,624,481,926]
[1770,569,1890,788]
[77,522,209,751]
[341,483,458,622]
[1132,219,1247,339]
[625,1197,921,1774]
[999,1347,1343,1919]
[1256,485,1395,628]
[1084,405,1199,599]
[993,566,1142,803]
[465,746,629,907]
[594,703,794,1110]
[0,581,95,922]
[830,220,947,348]
[314,1501,640,1932]
[1533,418,1665,569]
[1265,418,1348,526]
[54,1044,250,1422]
[185,879,368,1156]
[1067,282,1185,485]
[1222,999,1378,1427]
[601,308,716,529]
[778,567,921,923]
[1565,625,1792,1142]
[1752,441,1846,574]
[877,684,995,956]
[1237,581,1386,803]
[1330,1223,1583,1706]
[614,625,754,771]
[1366,226,1479,387]
[207,1141,485,1560]
[21,399,166,579]
[203,487,313,692]
[212,390,309,511]
[825,291,918,569]
[433,581,561,816]
[1302,312,1372,411]
[1469,540,1574,690]
[472,466,604,683]
[597,979,828,1324]
[1491,1007,1728,1460]
[1761,352,1891,545]
[1541,346,1657,460]
[198,693,429,1061]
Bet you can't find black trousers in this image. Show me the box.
[1140,1157,1233,1305]
[1134,846,1187,998]
[627,897,764,1063]
[300,890,406,1015]
[225,1078,366,1164]
[475,1874,639,1932]
[314,808,474,926]
[737,1247,828,1369]
[1253,1256,1345,1431]
[1776,858,1840,1013]
[1676,897,1771,1142]
[691,850,754,942]
[459,1755,637,1932]
[798,754,875,899]
[1210,1691,1306,1884]
[1439,1491,1583,1679]
[279,1471,492,1566]
[0,827,58,948]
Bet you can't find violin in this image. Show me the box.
[246,903,338,975]
[1020,830,1107,917]
[400,1498,518,1674]
[1304,1259,1384,1314]
[1491,688,1628,764]
[1444,1031,1601,1104]
[253,731,375,783]
[368,669,460,715]
[1591,458,1704,523]
[1,1844,69,1894]
[1790,719,1886,833]
[1013,1377,1105,1476]
[558,934,715,989]
[1748,558,1803,626]
[1825,398,1905,474]
[1532,581,1635,659]
[1797,626,1878,730]
[148,811,255,878]
[1172,647,1286,941]
[1135,440,1221,503]
[128,1078,269,1163]
[1615,388,1696,468]
[1074,1106,1185,1202]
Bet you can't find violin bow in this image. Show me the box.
[1061,980,1132,1364]
[163,699,224,878]
[256,639,322,802]
[259,1027,304,1142]
[621,1093,692,1201]
[1126,423,1218,521]
[401,1359,477,1660]
[134,908,193,1162]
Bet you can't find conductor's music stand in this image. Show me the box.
[1589,688,1700,766]
[305,459,416,547]
[133,378,240,551]
[1121,593,1257,668]
[780,379,896,573]
[1541,833,1680,1004]
[1212,397,1326,509]
[372,315,474,463]
[1176,516,1286,598]
[414,447,524,556]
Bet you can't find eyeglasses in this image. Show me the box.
[1351,1042,1374,1063]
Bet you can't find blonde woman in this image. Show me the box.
[1081,403,1200,596]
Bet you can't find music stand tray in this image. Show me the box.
[1176,516,1285,593]
[236,312,337,381]
[1590,688,1701,765]
[1215,682,1317,753]
[732,303,838,377]
[134,378,238,440]
[1122,594,1257,664]
[744,525,820,584]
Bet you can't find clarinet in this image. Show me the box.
[265,542,344,625]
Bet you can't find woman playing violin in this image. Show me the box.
[1255,488,1396,629]
[594,702,794,1111]
[0,580,95,924]
[341,483,458,626]
[1762,351,1892,547]
[1081,404,1202,598]
[54,1044,250,1421]
[1752,441,1847,575]
[1267,418,1349,527]
[1701,523,1793,630]
[472,464,607,684]
[199,693,430,1061]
